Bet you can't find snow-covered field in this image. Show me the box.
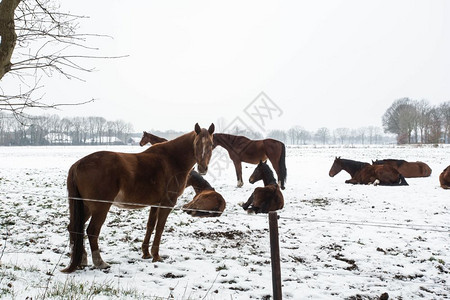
[1,144,449,299]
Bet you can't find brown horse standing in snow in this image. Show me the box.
[439,165,450,189]
[213,133,287,189]
[62,123,215,273]
[372,159,432,178]
[329,157,408,186]
[139,131,168,146]
[183,170,226,217]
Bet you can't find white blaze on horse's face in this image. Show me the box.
[194,123,215,175]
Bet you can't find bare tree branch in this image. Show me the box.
[0,0,125,118]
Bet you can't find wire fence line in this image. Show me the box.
[2,190,450,233]
[1,189,449,297]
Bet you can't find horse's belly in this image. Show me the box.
[113,190,147,209]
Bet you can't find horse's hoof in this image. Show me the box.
[94,262,110,270]
[152,256,161,262]
[142,254,152,259]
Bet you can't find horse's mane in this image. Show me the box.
[340,158,370,169]
[187,170,214,192]
[373,159,406,167]
[214,133,251,144]
[143,131,193,154]
[257,162,277,185]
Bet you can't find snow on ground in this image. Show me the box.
[0,144,449,299]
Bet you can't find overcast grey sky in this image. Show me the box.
[31,0,450,132]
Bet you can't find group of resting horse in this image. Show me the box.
[62,125,286,273]
[329,157,432,186]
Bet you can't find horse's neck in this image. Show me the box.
[263,177,277,186]
[342,160,368,177]
[261,167,277,186]
[153,131,197,171]
[188,173,214,194]
[215,134,248,148]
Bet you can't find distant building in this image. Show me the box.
[45,133,72,144]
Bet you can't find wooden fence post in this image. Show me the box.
[269,211,282,300]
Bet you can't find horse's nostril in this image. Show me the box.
[198,165,207,175]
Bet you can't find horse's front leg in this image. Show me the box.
[242,193,254,211]
[142,207,158,259]
[345,178,358,184]
[232,160,244,187]
[150,207,172,262]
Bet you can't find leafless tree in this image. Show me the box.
[439,102,450,143]
[0,0,117,120]
[382,98,417,144]
[334,127,350,145]
[314,127,330,145]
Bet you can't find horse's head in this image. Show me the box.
[139,131,148,147]
[249,160,267,184]
[193,123,215,175]
[329,156,343,177]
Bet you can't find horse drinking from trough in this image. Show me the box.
[329,157,408,186]
[439,165,450,189]
[213,133,287,189]
[242,161,284,213]
[183,170,226,217]
[372,159,432,178]
[62,123,215,273]
[139,131,168,146]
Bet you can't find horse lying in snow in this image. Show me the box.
[242,161,284,214]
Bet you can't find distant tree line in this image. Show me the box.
[0,113,134,146]
[220,124,394,145]
[267,126,393,145]
[3,97,449,146]
[382,98,450,144]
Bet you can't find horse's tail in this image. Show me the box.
[279,143,287,189]
[399,174,408,186]
[61,165,85,273]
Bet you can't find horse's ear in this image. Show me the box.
[208,123,215,135]
[195,123,201,134]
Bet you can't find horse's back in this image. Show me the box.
[252,184,284,211]
[70,150,176,206]
[183,190,226,217]
[439,166,450,189]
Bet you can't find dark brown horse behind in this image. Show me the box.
[439,165,450,189]
[139,131,168,146]
[329,157,408,186]
[213,133,287,189]
[183,170,226,217]
[242,161,284,213]
[372,159,432,178]
[62,123,215,273]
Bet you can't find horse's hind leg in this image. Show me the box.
[86,205,111,269]
[142,207,158,259]
[66,204,91,268]
[151,207,172,262]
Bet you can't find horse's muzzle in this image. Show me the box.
[197,165,208,175]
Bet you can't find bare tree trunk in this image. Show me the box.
[0,0,20,80]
